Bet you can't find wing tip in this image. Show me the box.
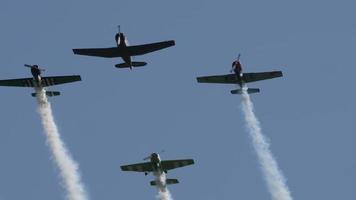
[196,77,203,83]
[274,71,283,78]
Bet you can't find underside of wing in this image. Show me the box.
[161,159,195,171]
[196,74,238,84]
[0,78,36,87]
[120,162,153,172]
[243,71,283,83]
[40,76,81,87]
[73,47,123,58]
[127,40,175,56]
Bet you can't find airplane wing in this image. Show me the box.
[242,71,283,83]
[161,159,194,171]
[0,75,81,88]
[73,47,123,58]
[73,40,174,58]
[196,74,238,84]
[196,71,283,84]
[40,76,82,87]
[0,78,35,87]
[120,162,153,172]
[127,40,175,56]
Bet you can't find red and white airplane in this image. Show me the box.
[197,54,283,94]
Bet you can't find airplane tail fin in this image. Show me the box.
[31,91,60,97]
[231,88,260,94]
[150,179,179,186]
[115,62,147,68]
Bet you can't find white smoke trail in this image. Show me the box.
[153,172,173,200]
[35,88,88,200]
[240,90,292,200]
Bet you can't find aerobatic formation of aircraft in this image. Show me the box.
[0,64,81,97]
[72,26,175,70]
[196,54,283,94]
[0,24,288,194]
[120,153,194,187]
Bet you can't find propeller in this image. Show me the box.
[237,53,241,61]
[142,150,165,161]
[24,64,45,71]
[143,155,151,161]
[115,25,122,45]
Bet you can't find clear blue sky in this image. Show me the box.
[0,0,355,199]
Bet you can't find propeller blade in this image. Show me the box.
[143,155,151,161]
[24,64,33,68]
[237,53,241,61]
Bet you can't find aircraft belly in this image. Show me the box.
[122,56,131,65]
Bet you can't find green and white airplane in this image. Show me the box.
[0,64,81,97]
[121,153,194,187]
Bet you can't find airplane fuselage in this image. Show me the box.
[149,153,168,190]
[232,61,245,88]
[232,60,242,75]
[115,33,132,68]
[150,153,163,172]
[30,66,42,83]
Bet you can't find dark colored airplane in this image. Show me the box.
[196,54,283,94]
[72,26,175,69]
[0,64,81,97]
[121,153,194,188]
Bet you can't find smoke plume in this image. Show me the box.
[241,90,293,200]
[153,172,173,200]
[35,88,88,200]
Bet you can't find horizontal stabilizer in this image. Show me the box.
[115,62,147,68]
[150,179,179,186]
[166,179,179,185]
[230,88,260,94]
[31,91,60,97]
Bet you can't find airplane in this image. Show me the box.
[72,26,175,70]
[196,54,283,94]
[120,153,194,188]
[0,64,81,97]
